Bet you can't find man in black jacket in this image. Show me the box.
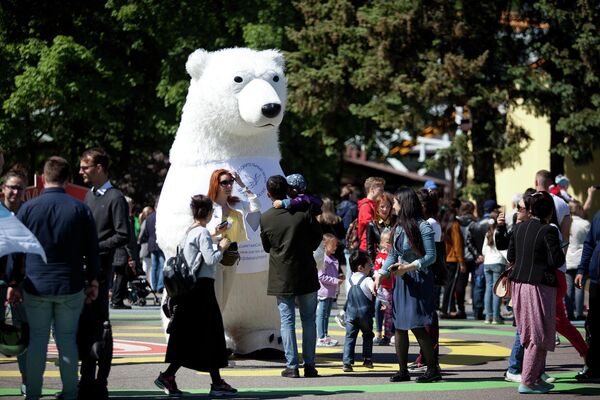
[260,175,322,379]
[110,196,140,309]
[78,147,130,399]
[575,210,600,382]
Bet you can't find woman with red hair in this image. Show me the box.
[206,169,261,310]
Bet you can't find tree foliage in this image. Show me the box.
[1,0,598,204]
[518,0,600,169]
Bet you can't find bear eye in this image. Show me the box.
[234,76,243,83]
[273,75,279,82]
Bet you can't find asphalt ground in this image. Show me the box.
[1,300,598,399]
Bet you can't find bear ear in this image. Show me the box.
[261,49,285,70]
[186,49,210,80]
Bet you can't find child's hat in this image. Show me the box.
[286,174,307,191]
[555,174,570,188]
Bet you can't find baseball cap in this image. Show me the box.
[483,199,500,213]
[555,174,570,188]
[424,180,438,190]
[286,174,307,192]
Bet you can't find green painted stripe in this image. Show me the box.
[440,328,517,337]
[1,379,595,397]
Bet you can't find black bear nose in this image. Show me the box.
[261,103,281,118]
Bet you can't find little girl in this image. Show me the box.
[317,233,344,347]
[374,230,394,346]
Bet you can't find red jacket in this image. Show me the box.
[357,198,376,251]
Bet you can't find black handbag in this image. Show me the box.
[220,242,240,266]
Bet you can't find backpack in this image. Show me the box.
[345,218,364,253]
[344,202,370,252]
[163,245,196,298]
[163,226,204,299]
[459,220,479,262]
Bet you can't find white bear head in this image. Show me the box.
[169,47,287,165]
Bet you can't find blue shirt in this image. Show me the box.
[16,187,100,295]
[578,210,600,283]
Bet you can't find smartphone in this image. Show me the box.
[217,220,229,229]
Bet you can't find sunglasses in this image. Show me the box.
[219,179,235,187]
[4,184,24,191]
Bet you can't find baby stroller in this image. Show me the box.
[127,261,159,306]
[128,276,159,306]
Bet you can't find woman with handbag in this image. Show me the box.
[206,169,261,310]
[482,216,508,324]
[508,191,565,394]
[374,187,440,383]
[155,194,237,397]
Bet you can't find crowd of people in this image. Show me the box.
[1,143,599,397]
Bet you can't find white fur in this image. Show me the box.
[156,48,286,355]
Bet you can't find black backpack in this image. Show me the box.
[163,244,200,298]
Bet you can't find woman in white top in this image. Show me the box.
[155,194,237,397]
[482,215,508,324]
[565,200,591,320]
[206,169,261,310]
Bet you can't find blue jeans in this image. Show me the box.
[484,263,505,319]
[276,292,318,369]
[508,329,524,374]
[565,269,586,318]
[317,298,334,339]
[343,314,374,365]
[472,263,486,317]
[150,250,165,292]
[24,290,85,400]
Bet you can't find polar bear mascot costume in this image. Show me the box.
[157,47,287,356]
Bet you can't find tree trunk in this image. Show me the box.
[470,117,496,210]
[549,114,564,176]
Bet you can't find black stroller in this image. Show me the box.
[127,261,159,306]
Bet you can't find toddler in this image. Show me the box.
[272,173,323,216]
[373,230,394,346]
[342,250,375,372]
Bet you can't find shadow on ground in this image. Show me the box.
[98,388,362,399]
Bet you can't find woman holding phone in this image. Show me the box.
[207,169,261,310]
[508,191,565,394]
[374,187,439,383]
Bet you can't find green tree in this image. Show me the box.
[350,0,532,201]
[518,0,600,173]
[285,0,372,194]
[0,0,300,204]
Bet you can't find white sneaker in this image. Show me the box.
[316,337,337,347]
[505,370,522,383]
[334,312,346,328]
[541,373,556,383]
[390,335,395,345]
[324,336,339,346]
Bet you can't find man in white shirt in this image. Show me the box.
[535,170,571,246]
